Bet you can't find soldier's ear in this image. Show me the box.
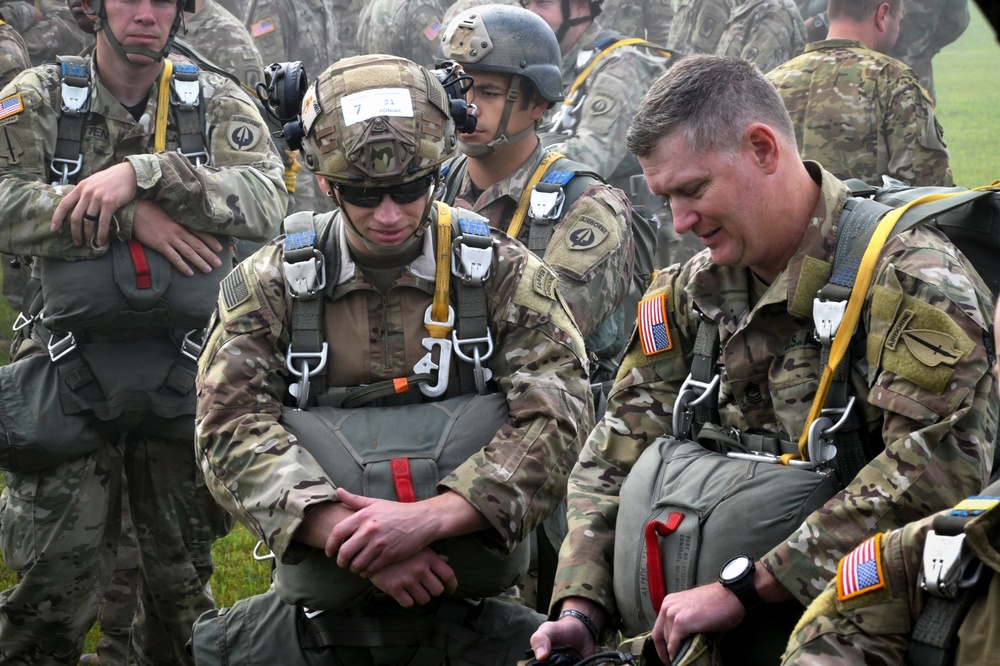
[744,123,780,175]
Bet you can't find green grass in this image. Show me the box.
[0,6,997,652]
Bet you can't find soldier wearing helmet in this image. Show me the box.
[0,0,285,662]
[192,54,593,665]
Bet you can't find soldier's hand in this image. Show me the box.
[654,583,744,664]
[529,601,601,661]
[51,162,139,247]
[132,201,224,275]
[367,548,457,607]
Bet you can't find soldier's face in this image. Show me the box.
[96,0,178,62]
[460,72,547,151]
[333,183,433,252]
[639,127,801,282]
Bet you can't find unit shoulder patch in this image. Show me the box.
[565,214,609,251]
[227,115,262,151]
[533,263,559,300]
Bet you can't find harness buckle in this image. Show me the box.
[252,540,275,562]
[46,330,77,362]
[805,396,855,467]
[413,305,455,398]
[451,233,493,286]
[284,249,326,300]
[920,531,983,598]
[170,65,201,109]
[452,328,494,394]
[12,311,36,332]
[529,182,566,221]
[50,155,84,186]
[286,342,329,409]
[177,146,209,168]
[813,297,848,345]
[180,329,205,362]
[60,78,90,115]
[671,372,720,439]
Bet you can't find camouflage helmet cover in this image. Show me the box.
[300,55,458,188]
[441,4,564,104]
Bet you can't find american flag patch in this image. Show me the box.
[837,533,885,602]
[251,18,274,37]
[638,294,672,356]
[0,94,23,121]
[423,20,442,41]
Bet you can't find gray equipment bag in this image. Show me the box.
[613,436,839,637]
[40,236,230,332]
[273,392,531,610]
[0,353,103,471]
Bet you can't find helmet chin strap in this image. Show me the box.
[94,5,184,63]
[554,0,595,43]
[459,75,535,158]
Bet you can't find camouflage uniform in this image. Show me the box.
[551,164,996,640]
[184,0,266,88]
[194,205,594,662]
[0,53,285,664]
[0,0,90,66]
[544,19,701,269]
[714,0,807,74]
[666,0,735,55]
[443,0,518,34]
[889,0,971,102]
[0,13,28,314]
[767,39,955,187]
[783,488,1000,666]
[600,0,674,44]
[356,0,448,68]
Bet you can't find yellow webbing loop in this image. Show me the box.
[153,59,174,154]
[564,38,673,106]
[426,202,453,339]
[507,151,565,240]
[284,151,301,192]
[797,191,960,459]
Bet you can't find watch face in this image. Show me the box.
[721,555,752,582]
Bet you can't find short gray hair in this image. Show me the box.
[626,55,796,159]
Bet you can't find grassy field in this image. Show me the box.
[0,6,997,656]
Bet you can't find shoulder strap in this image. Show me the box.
[437,155,469,207]
[168,60,209,167]
[51,55,90,185]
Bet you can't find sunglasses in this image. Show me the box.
[333,176,433,208]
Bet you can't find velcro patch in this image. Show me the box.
[951,496,1000,517]
[227,115,261,151]
[221,266,250,311]
[565,215,609,251]
[0,94,23,122]
[837,533,885,603]
[251,18,275,37]
[638,294,672,356]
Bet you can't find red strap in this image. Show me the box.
[127,239,152,289]
[390,458,417,503]
[645,512,685,613]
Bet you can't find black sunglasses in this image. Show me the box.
[333,176,433,208]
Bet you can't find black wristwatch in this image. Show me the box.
[719,555,765,612]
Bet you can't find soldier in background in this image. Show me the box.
[666,0,734,55]
[184,0,265,88]
[714,0,808,73]
[890,0,971,103]
[356,0,451,68]
[768,0,954,187]
[782,297,1000,666]
[442,0,515,32]
[242,0,343,214]
[601,0,674,43]
[0,0,90,65]
[0,8,28,319]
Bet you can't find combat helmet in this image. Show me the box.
[85,0,194,61]
[441,5,563,156]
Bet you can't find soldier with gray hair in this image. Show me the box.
[191,53,593,664]
[529,54,995,665]
[767,0,954,187]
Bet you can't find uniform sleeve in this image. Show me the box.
[195,240,338,562]
[543,182,633,339]
[715,6,807,74]
[439,246,596,554]
[549,265,695,619]
[878,64,954,187]
[124,76,286,242]
[762,229,997,605]
[244,0,289,70]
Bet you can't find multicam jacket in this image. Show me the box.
[714,0,807,74]
[0,16,28,88]
[551,163,997,621]
[195,206,594,562]
[784,489,1000,665]
[600,0,674,44]
[356,0,447,69]
[0,55,284,261]
[666,0,735,55]
[440,142,634,360]
[184,0,265,88]
[768,39,954,187]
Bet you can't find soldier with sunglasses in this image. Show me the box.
[191,54,594,664]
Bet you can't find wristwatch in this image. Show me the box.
[719,555,765,612]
